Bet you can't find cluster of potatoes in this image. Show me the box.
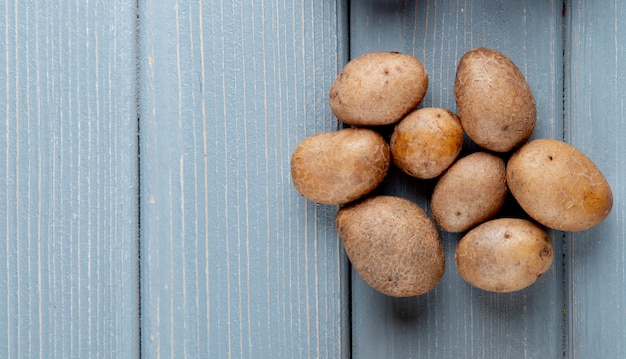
[291,48,613,297]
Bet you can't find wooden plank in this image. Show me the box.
[138,0,349,357]
[566,0,626,357]
[0,1,139,358]
[349,1,566,358]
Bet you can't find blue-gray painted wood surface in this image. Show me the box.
[0,1,139,358]
[138,0,349,357]
[3,0,626,358]
[567,0,626,358]
[349,1,567,358]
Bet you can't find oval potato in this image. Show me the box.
[291,128,390,205]
[507,138,613,231]
[335,196,445,297]
[329,52,428,126]
[390,108,464,179]
[455,218,554,293]
[454,47,536,152]
[430,152,507,232]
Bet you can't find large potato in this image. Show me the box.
[455,218,554,293]
[390,108,464,179]
[329,52,428,126]
[507,138,613,231]
[454,47,536,152]
[335,196,445,297]
[291,128,390,205]
[430,152,507,232]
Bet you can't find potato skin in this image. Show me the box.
[455,218,554,293]
[507,139,613,231]
[290,128,390,205]
[329,52,428,126]
[390,108,464,179]
[335,196,445,297]
[454,47,536,152]
[430,152,507,232]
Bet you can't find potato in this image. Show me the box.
[390,108,464,179]
[290,128,390,205]
[329,51,428,126]
[455,218,554,293]
[430,152,507,232]
[454,47,536,152]
[507,139,613,231]
[335,196,445,297]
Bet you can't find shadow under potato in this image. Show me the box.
[390,294,430,324]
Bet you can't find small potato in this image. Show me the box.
[455,218,554,293]
[507,138,613,231]
[430,152,507,232]
[335,196,445,297]
[390,108,464,179]
[290,128,390,205]
[329,52,428,126]
[455,47,536,152]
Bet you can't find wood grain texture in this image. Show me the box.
[566,0,626,357]
[349,1,566,358]
[138,0,349,357]
[0,1,139,358]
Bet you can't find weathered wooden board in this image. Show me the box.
[350,1,567,358]
[566,0,626,357]
[0,1,139,358]
[138,0,349,357]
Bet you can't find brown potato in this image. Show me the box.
[455,218,554,293]
[290,128,390,205]
[329,51,428,126]
[390,108,464,179]
[335,196,445,297]
[430,152,507,232]
[454,47,536,152]
[507,138,613,231]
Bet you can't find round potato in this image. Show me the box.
[430,152,507,232]
[290,128,390,205]
[507,138,613,231]
[335,196,445,297]
[329,51,428,126]
[390,108,464,179]
[455,218,554,293]
[454,47,536,152]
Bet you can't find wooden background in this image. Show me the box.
[1,0,625,358]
